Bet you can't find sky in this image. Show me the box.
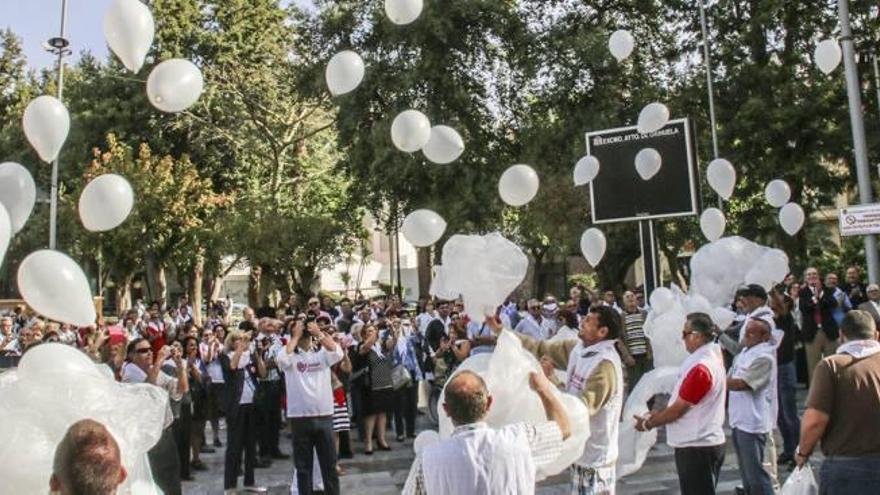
[0,0,314,70]
[0,0,114,70]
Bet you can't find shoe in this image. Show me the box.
[242,486,268,493]
[364,449,373,455]
[214,438,223,447]
[336,465,345,476]
[191,461,208,471]
[777,452,794,464]
[255,458,272,468]
[378,444,392,451]
[396,435,405,441]
[201,446,216,454]
[271,451,290,460]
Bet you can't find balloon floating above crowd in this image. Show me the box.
[422,125,465,164]
[634,148,662,181]
[765,179,791,208]
[699,208,726,242]
[580,228,607,268]
[0,162,36,233]
[103,0,155,73]
[814,39,842,75]
[498,164,540,206]
[385,0,423,25]
[401,209,447,248]
[0,204,10,268]
[779,202,805,236]
[706,158,736,200]
[637,102,669,134]
[325,50,365,96]
[17,250,96,327]
[79,174,135,232]
[391,109,432,153]
[608,30,634,62]
[573,155,600,186]
[22,95,70,163]
[146,58,204,113]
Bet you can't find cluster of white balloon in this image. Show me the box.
[5,0,208,326]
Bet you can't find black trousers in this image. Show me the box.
[393,382,418,438]
[674,444,726,495]
[290,416,340,495]
[224,403,257,489]
[148,427,182,495]
[172,404,193,478]
[257,380,283,457]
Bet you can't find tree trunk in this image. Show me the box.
[417,247,432,299]
[531,248,547,298]
[189,254,205,326]
[293,265,318,299]
[145,251,167,308]
[114,274,134,315]
[248,265,262,309]
[209,274,224,301]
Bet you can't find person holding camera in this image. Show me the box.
[277,318,344,495]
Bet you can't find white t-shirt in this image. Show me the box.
[200,342,225,383]
[277,345,344,418]
[227,351,255,405]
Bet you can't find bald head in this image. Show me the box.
[443,371,492,426]
[50,419,126,495]
[743,318,771,348]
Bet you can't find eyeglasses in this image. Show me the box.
[135,348,153,354]
[308,301,319,306]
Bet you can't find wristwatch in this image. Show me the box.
[795,446,811,458]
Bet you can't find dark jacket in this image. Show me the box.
[220,351,259,418]
[799,286,839,341]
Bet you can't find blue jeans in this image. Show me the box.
[732,429,774,495]
[820,457,880,495]
[776,361,800,456]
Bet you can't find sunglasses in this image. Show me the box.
[135,348,153,354]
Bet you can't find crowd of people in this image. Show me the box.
[5,264,880,494]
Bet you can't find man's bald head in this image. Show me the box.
[50,419,126,495]
[443,370,493,426]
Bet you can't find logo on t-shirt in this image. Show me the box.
[296,361,308,372]
[296,360,323,373]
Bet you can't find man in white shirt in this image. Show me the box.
[402,370,571,495]
[727,316,779,495]
[515,299,546,340]
[276,320,344,495]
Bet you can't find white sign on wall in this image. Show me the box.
[839,204,880,237]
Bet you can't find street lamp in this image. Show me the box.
[42,0,70,251]
[697,1,723,209]
[837,0,879,284]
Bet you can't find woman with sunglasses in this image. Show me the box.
[121,338,189,495]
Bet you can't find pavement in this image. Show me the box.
[184,388,814,495]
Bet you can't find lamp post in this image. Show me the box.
[42,0,70,251]
[697,0,724,209]
[838,0,879,284]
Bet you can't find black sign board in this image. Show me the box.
[586,118,699,224]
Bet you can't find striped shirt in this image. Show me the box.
[623,310,648,356]
[402,421,563,495]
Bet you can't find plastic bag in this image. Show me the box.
[436,331,590,479]
[779,465,819,495]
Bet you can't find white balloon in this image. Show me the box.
[498,164,540,207]
[79,174,135,232]
[325,50,365,96]
[103,0,155,73]
[413,430,439,456]
[710,307,736,331]
[779,202,805,236]
[649,287,675,314]
[422,125,465,164]
[385,0,423,25]
[814,39,842,75]
[0,162,36,233]
[637,102,669,134]
[764,180,791,208]
[18,250,96,326]
[706,158,736,200]
[573,155,600,186]
[391,109,431,152]
[634,148,662,181]
[699,208,726,242]
[146,59,204,113]
[22,95,70,163]
[0,204,10,267]
[608,30,635,62]
[580,228,607,268]
[401,209,447,248]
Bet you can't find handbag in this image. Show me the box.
[391,364,412,390]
